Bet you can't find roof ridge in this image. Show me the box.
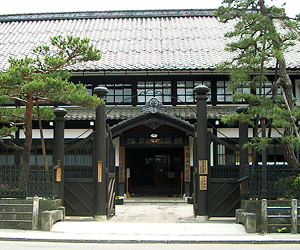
[0,9,216,22]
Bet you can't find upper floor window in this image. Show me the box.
[177,81,211,103]
[98,83,132,104]
[256,82,281,98]
[137,81,171,103]
[217,81,233,102]
[217,81,252,103]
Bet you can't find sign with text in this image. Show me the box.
[200,175,207,190]
[199,160,208,175]
[184,146,191,182]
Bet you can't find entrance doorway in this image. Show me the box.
[126,147,184,196]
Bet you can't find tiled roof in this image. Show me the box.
[1,9,299,71]
[63,105,238,121]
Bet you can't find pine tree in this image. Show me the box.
[0,36,103,188]
[215,0,300,168]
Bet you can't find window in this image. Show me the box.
[98,83,132,104]
[137,81,171,103]
[217,144,235,165]
[217,81,254,103]
[217,81,233,102]
[177,81,211,103]
[256,82,281,98]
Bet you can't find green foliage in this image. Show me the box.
[215,0,300,160]
[274,174,300,199]
[0,36,103,153]
[277,227,287,233]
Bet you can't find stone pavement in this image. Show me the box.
[1,197,300,243]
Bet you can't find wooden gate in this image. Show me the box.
[63,129,116,217]
[64,176,94,216]
[64,135,94,216]
[208,132,241,217]
[209,179,240,217]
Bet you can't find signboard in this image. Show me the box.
[200,176,207,190]
[98,161,102,182]
[55,167,62,182]
[199,160,208,175]
[184,146,191,182]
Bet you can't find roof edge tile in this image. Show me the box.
[0,9,216,22]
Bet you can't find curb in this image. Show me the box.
[1,236,300,244]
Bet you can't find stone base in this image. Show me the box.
[94,215,107,221]
[195,215,209,222]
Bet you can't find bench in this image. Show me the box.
[41,206,65,231]
[236,209,256,233]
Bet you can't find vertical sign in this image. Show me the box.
[199,160,208,174]
[98,161,102,182]
[55,167,62,182]
[200,176,207,190]
[199,160,208,190]
[119,146,125,183]
[184,146,191,182]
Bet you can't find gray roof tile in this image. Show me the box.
[63,105,237,121]
[0,9,299,71]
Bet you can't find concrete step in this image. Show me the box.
[0,211,32,221]
[0,220,32,230]
[0,203,33,213]
[0,201,34,230]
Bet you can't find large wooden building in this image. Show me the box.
[1,9,300,206]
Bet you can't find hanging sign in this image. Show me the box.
[54,160,62,182]
[199,160,208,175]
[184,146,191,182]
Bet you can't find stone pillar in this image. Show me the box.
[53,108,67,202]
[93,87,108,220]
[194,85,209,221]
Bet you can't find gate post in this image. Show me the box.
[194,85,209,221]
[53,108,67,202]
[93,87,108,220]
[236,107,249,198]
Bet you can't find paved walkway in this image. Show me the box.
[1,197,300,243]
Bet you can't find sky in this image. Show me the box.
[0,0,299,17]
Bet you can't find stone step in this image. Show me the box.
[0,220,32,230]
[0,211,32,221]
[0,203,33,213]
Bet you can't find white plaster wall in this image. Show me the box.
[217,128,243,138]
[189,136,194,167]
[113,137,120,166]
[20,129,53,139]
[20,128,94,139]
[217,127,282,139]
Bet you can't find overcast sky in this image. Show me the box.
[1,0,299,17]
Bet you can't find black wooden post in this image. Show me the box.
[236,106,249,199]
[93,87,108,220]
[194,85,209,221]
[53,108,67,202]
[236,107,248,178]
[261,117,267,198]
